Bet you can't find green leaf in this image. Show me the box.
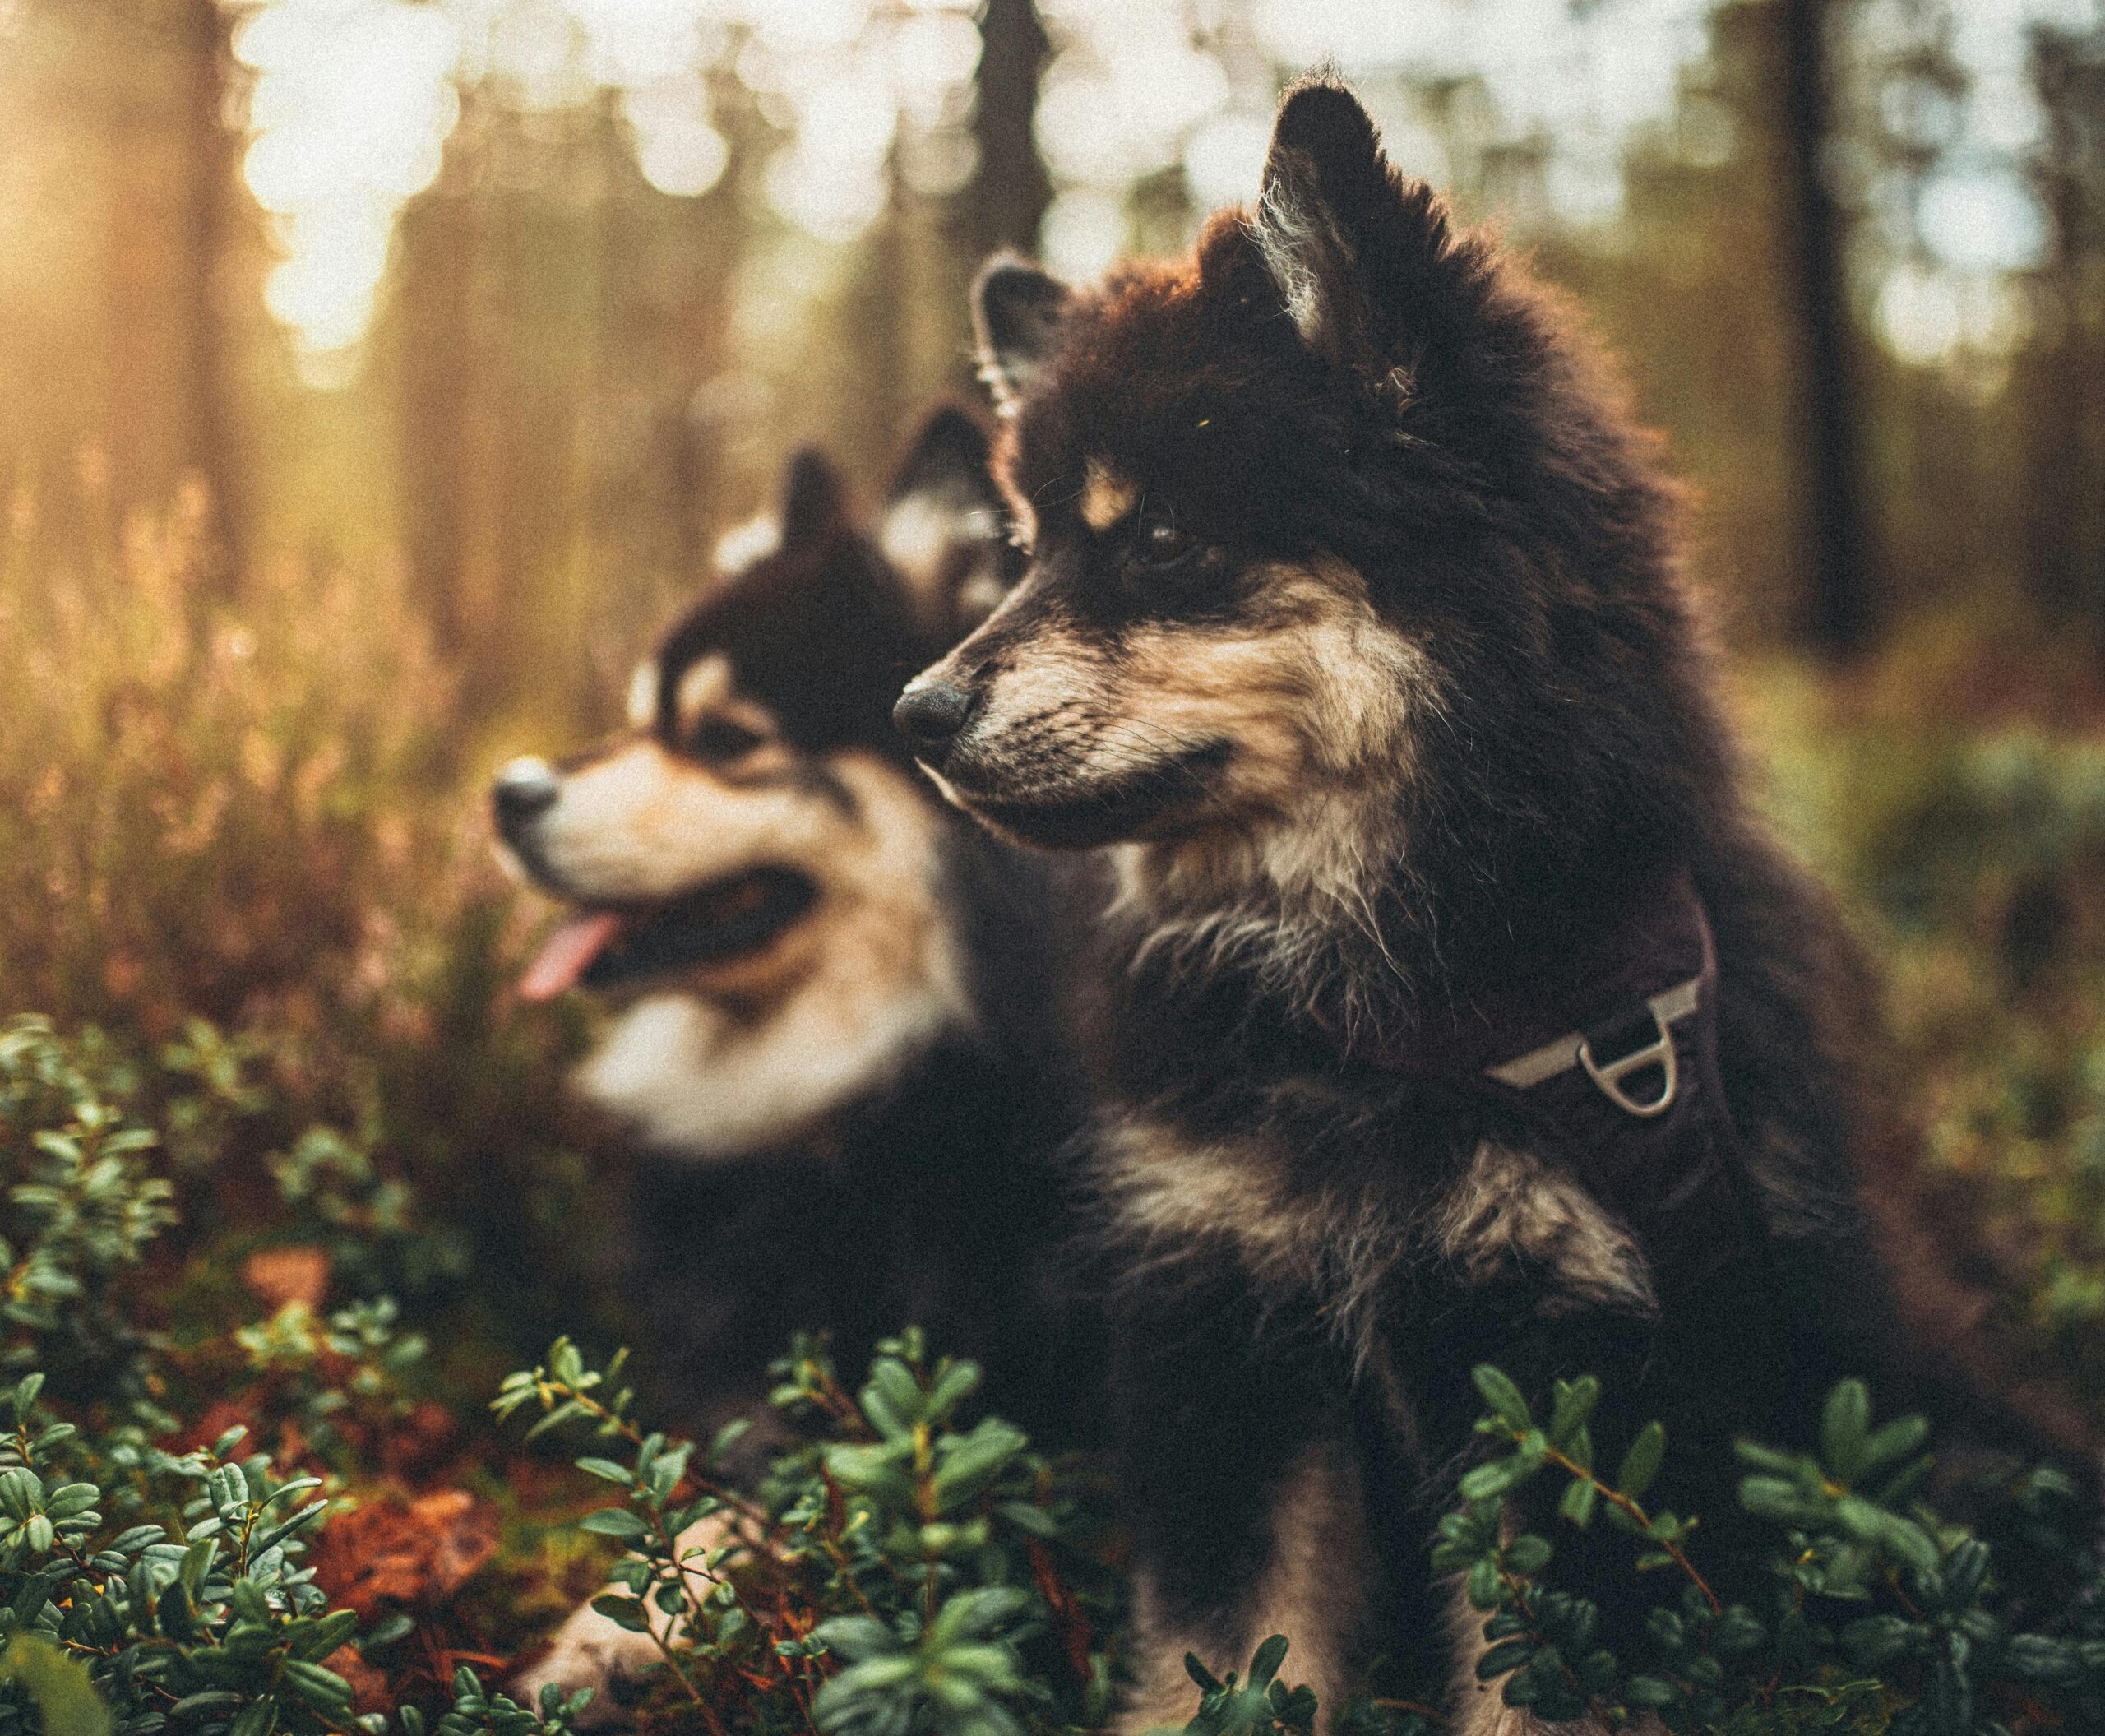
[575,1458,634,1485]
[1557,1478,1598,1529]
[1616,1422,1665,1502]
[1459,1457,1529,1502]
[994,1501,1057,1538]
[1471,1366,1532,1433]
[931,1423,1027,1506]
[1465,1557,1501,1610]
[155,1580,195,1641]
[1737,1475,1809,1523]
[1476,1639,1533,1682]
[706,1419,752,1465]
[230,1578,272,1625]
[1247,1634,1290,1690]
[179,1535,216,1595]
[927,1361,983,1417]
[1624,1676,1681,1709]
[1820,1381,1872,1480]
[588,1595,650,1634]
[1840,1613,1917,1669]
[928,1586,1030,1646]
[863,1359,923,1437]
[361,1611,414,1653]
[291,1609,360,1661]
[578,1507,649,1539]
[206,1463,249,1521]
[1547,1377,1599,1450]
[1711,1607,1766,1657]
[168,1694,245,1720]
[283,1660,354,1715]
[9,1571,58,1625]
[1858,1414,1930,1479]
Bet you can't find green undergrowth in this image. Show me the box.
[2,1013,2101,1736]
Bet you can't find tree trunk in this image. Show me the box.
[2023,30,2103,639]
[1779,0,1876,659]
[397,163,477,656]
[183,0,245,589]
[968,0,1051,262]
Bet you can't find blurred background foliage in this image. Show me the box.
[0,0,2101,1462]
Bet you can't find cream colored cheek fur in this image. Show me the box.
[972,561,1420,808]
[530,738,812,904]
[1105,569,1433,924]
[575,754,974,1162]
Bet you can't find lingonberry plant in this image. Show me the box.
[493,1329,1125,1736]
[1431,1365,2105,1734]
[2,1012,2101,1736]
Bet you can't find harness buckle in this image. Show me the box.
[1576,1008,1678,1118]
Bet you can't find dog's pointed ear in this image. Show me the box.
[881,405,1017,641]
[973,254,1071,414]
[780,447,849,548]
[1249,76,1453,368]
[888,405,991,505]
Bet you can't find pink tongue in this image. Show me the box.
[519,910,627,1002]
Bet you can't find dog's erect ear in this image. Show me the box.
[780,447,849,549]
[973,255,1071,414]
[889,405,992,505]
[1250,76,1455,369]
[881,405,1017,641]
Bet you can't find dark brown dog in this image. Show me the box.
[896,76,2088,1734]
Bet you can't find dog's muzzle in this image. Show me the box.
[892,681,978,768]
[493,755,560,845]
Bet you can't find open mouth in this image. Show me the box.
[518,868,819,1002]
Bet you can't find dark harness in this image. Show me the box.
[1343,871,1760,1289]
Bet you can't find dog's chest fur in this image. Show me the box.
[1090,1071,1659,1365]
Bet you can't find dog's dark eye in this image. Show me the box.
[1132,512,1197,572]
[691,715,765,762]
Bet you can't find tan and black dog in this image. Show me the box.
[495,414,1100,1713]
[895,78,2090,1734]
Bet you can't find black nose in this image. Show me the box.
[493,756,560,833]
[893,683,975,759]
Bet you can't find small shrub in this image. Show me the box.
[493,1330,1125,1736]
[1432,1365,2104,1734]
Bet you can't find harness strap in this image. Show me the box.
[1344,871,1760,1289]
[1487,974,1701,1106]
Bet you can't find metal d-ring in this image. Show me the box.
[1576,1011,1679,1118]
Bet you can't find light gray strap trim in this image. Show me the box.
[1484,974,1703,1090]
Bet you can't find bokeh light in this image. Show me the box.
[225,0,2105,378]
[238,0,461,372]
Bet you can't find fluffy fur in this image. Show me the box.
[901,77,2091,1731]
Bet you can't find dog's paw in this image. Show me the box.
[511,1516,735,1727]
[511,1601,664,1729]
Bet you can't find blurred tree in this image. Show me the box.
[181,0,248,589]
[2024,23,2105,641]
[98,1,190,522]
[966,0,1052,262]
[1545,0,1798,639]
[1780,0,1879,657]
[395,94,482,662]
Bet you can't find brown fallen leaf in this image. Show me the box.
[310,1487,502,1620]
[243,1244,331,1312]
[323,1644,394,1715]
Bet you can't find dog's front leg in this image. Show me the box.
[1110,1280,1372,1735]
